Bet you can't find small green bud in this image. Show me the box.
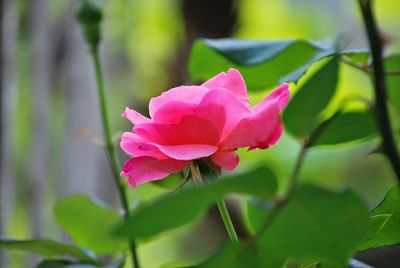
[75,0,103,51]
[75,0,102,24]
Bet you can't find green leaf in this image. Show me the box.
[201,39,302,65]
[283,58,340,139]
[385,54,400,107]
[192,242,262,268]
[54,195,126,255]
[247,185,369,264]
[191,242,286,268]
[358,186,400,250]
[0,238,98,264]
[280,49,335,84]
[114,166,278,240]
[189,39,317,90]
[188,39,369,92]
[342,50,370,65]
[310,110,377,146]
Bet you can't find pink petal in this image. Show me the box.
[153,100,226,138]
[221,102,281,150]
[153,101,198,124]
[157,144,219,160]
[122,107,151,124]
[199,89,250,140]
[249,123,283,150]
[149,86,210,118]
[152,115,220,146]
[134,115,221,160]
[253,83,290,113]
[121,157,187,187]
[153,89,250,141]
[120,132,166,159]
[261,123,283,148]
[221,84,289,150]
[133,124,164,144]
[202,68,250,106]
[211,150,239,170]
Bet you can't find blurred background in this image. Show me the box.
[0,0,399,267]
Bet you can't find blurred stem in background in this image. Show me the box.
[92,46,140,268]
[75,0,140,267]
[357,0,400,182]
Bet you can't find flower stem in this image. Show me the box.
[216,198,239,242]
[91,49,140,268]
[190,161,240,242]
[357,0,400,182]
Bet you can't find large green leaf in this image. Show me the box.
[0,238,98,264]
[114,166,278,240]
[189,39,317,90]
[191,242,286,268]
[283,58,339,139]
[310,110,377,147]
[199,39,304,65]
[358,186,400,250]
[54,195,126,255]
[279,50,335,84]
[247,185,369,264]
[385,54,400,107]
[189,38,367,91]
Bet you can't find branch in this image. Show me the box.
[340,56,400,76]
[357,0,400,181]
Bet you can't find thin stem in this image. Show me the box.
[91,49,140,268]
[248,144,307,245]
[190,161,239,242]
[357,0,400,182]
[386,70,400,76]
[340,57,370,73]
[340,55,400,76]
[216,199,239,242]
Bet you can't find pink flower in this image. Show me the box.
[120,69,290,187]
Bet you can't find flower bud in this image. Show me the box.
[75,0,103,51]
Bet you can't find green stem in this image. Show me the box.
[339,57,370,74]
[190,161,239,242]
[357,0,400,182]
[92,49,140,268]
[216,199,239,242]
[249,144,307,245]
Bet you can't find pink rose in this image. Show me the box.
[120,68,290,187]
